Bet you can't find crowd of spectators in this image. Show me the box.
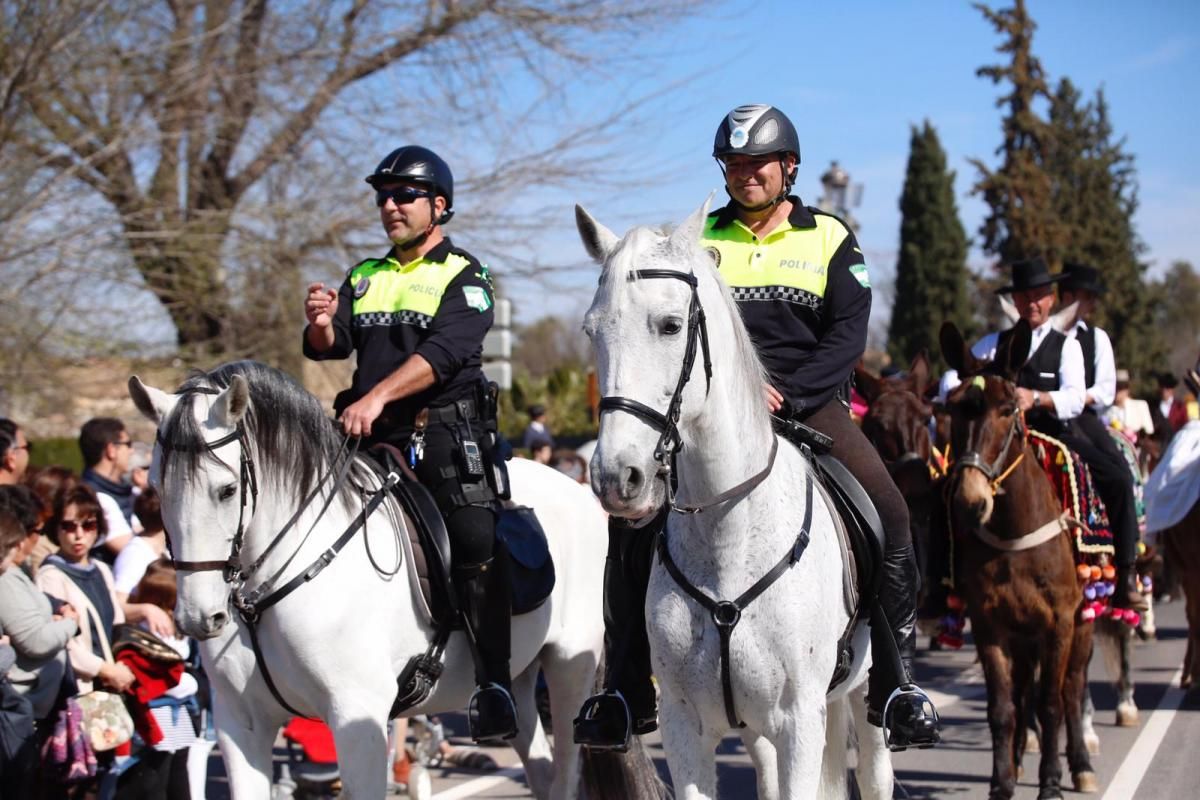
[0,416,202,799]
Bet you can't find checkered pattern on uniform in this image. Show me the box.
[353,310,433,329]
[731,285,823,311]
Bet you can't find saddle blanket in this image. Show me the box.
[1144,420,1200,536]
[1028,430,1114,555]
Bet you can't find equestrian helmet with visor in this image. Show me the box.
[713,104,801,208]
[366,145,455,224]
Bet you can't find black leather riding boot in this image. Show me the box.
[867,543,940,750]
[457,555,518,743]
[574,513,662,751]
[1113,563,1150,613]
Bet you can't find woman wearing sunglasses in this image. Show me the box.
[36,484,136,694]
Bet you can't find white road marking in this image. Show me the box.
[431,766,525,799]
[1100,667,1186,800]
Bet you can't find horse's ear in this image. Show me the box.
[997,319,1033,378]
[854,366,883,405]
[1050,300,1079,333]
[939,322,971,374]
[128,376,177,424]
[909,350,932,396]
[668,192,715,252]
[575,205,619,263]
[998,294,1020,325]
[211,375,251,427]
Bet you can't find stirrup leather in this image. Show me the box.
[468,683,518,743]
[882,684,940,752]
[573,690,634,752]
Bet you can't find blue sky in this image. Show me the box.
[487,0,1200,332]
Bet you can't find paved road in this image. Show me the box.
[202,599,1197,798]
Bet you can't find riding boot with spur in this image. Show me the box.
[458,555,519,743]
[574,513,662,752]
[867,543,940,750]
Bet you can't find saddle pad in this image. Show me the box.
[1028,430,1114,555]
[814,478,858,619]
[1108,429,1147,533]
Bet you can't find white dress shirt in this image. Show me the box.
[1067,320,1116,411]
[937,321,1087,420]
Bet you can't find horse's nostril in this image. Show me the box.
[620,466,643,499]
[210,611,229,630]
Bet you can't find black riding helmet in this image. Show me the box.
[366,145,455,225]
[712,105,801,211]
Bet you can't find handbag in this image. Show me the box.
[76,690,134,752]
[40,695,97,783]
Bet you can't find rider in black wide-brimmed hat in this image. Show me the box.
[993,256,1065,295]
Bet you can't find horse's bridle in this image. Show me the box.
[949,399,1027,495]
[598,269,779,513]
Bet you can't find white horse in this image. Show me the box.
[128,362,656,799]
[577,200,893,800]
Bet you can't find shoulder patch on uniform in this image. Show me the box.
[849,263,871,288]
[704,246,721,268]
[475,262,494,288]
[463,285,491,312]
[353,275,370,298]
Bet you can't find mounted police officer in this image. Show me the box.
[574,105,940,752]
[1001,260,1145,611]
[302,145,517,742]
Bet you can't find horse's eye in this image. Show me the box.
[218,484,237,501]
[660,317,683,335]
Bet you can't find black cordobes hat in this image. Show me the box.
[994,257,1065,295]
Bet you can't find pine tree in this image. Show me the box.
[888,122,972,368]
[971,0,1065,265]
[1044,79,1167,384]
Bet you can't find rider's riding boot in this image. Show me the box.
[867,543,940,751]
[1112,563,1150,613]
[574,514,662,752]
[458,555,519,743]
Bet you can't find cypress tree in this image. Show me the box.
[888,121,972,368]
[971,0,1065,266]
[1044,79,1167,387]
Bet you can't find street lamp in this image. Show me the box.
[817,160,862,232]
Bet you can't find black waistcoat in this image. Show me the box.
[1075,323,1096,389]
[998,326,1067,435]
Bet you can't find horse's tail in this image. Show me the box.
[817,695,852,800]
[577,653,668,800]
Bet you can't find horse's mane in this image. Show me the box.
[600,223,770,430]
[159,360,365,506]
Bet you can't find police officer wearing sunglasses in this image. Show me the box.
[303,146,515,742]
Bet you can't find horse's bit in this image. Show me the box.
[598,268,777,512]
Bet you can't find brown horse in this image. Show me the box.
[940,320,1096,800]
[1160,500,1200,691]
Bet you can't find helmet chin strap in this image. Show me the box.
[392,198,439,253]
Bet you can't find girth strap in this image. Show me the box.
[656,470,814,729]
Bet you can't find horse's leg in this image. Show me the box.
[538,643,599,800]
[848,684,894,800]
[658,699,720,800]
[1081,684,1100,755]
[328,703,390,799]
[1184,561,1200,691]
[1034,627,1070,800]
[775,691,827,800]
[1116,624,1138,727]
[211,699,277,800]
[978,639,1019,800]
[739,729,778,800]
[1010,650,1034,779]
[1064,623,1098,793]
[508,664,555,800]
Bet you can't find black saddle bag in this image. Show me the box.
[497,506,556,614]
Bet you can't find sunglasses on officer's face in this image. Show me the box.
[375,186,432,208]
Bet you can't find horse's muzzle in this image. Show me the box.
[179,609,230,640]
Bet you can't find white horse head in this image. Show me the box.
[129,362,363,639]
[577,196,770,518]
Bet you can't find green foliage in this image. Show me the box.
[1148,261,1200,385]
[888,121,972,369]
[500,365,598,443]
[29,437,83,474]
[971,0,1065,265]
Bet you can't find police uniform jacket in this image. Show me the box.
[303,238,495,429]
[701,198,872,416]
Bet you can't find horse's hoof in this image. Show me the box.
[1085,732,1101,755]
[1016,765,1024,780]
[1074,771,1100,793]
[407,765,433,800]
[1025,727,1040,753]
[1116,705,1139,727]
[1037,787,1064,800]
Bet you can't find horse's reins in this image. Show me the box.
[598,268,776,513]
[599,267,814,729]
[950,405,1026,496]
[161,386,400,717]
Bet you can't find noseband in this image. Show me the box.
[950,408,1026,495]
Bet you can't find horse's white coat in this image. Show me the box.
[579,201,892,800]
[129,376,607,800]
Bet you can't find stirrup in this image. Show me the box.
[882,684,940,752]
[468,683,518,744]
[573,690,634,752]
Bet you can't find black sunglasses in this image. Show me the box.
[12,442,32,454]
[374,186,432,208]
[59,518,99,534]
